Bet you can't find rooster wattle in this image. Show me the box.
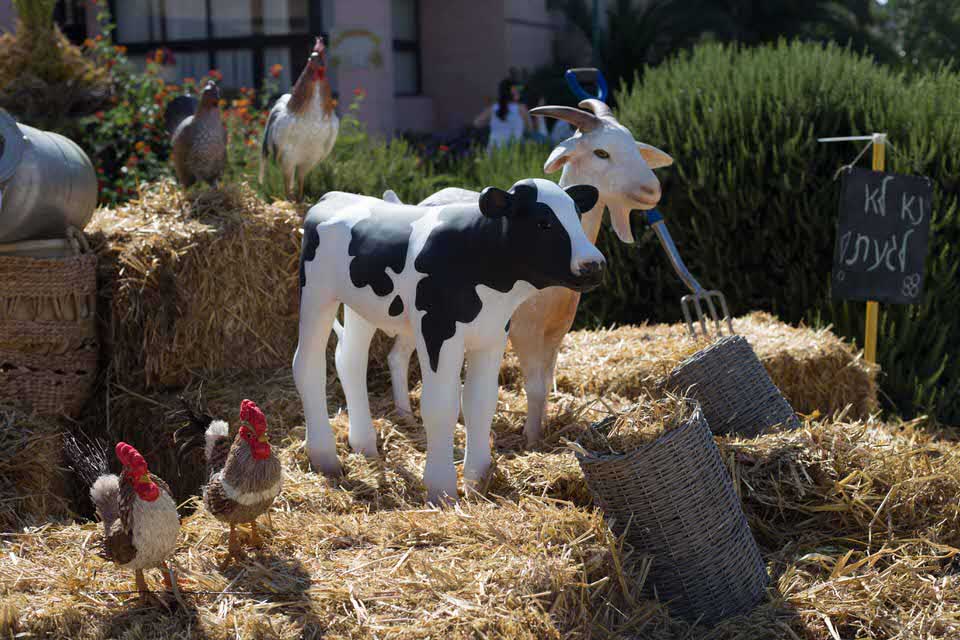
[259,36,339,201]
[173,397,282,568]
[89,442,181,604]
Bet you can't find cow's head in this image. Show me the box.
[478,178,605,292]
[531,99,673,243]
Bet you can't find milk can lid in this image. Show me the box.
[0,109,26,184]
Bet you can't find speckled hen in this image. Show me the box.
[166,80,227,189]
[89,442,181,604]
[173,398,282,567]
[259,36,339,200]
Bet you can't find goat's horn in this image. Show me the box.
[529,105,601,132]
[578,99,614,120]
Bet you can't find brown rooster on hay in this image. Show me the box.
[89,442,181,604]
[173,397,282,568]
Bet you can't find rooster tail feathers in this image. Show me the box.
[260,108,280,184]
[63,432,111,488]
[90,474,120,533]
[170,393,218,468]
[164,95,198,136]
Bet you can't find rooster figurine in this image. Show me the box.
[89,442,181,604]
[173,398,282,567]
[164,79,228,189]
[259,36,339,201]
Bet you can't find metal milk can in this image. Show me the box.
[0,109,98,244]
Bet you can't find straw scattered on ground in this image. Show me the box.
[2,366,958,638]
[574,392,692,456]
[501,311,879,419]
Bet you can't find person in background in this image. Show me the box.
[473,79,532,153]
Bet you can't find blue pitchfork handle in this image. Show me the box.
[565,68,609,102]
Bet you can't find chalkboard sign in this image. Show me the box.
[832,168,933,304]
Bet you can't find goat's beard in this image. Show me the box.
[607,200,636,244]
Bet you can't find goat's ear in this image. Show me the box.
[544,139,578,173]
[636,142,673,169]
[479,187,513,218]
[564,185,599,215]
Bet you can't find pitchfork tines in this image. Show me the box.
[682,289,733,338]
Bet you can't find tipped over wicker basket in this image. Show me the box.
[665,335,800,437]
[0,228,98,417]
[575,402,769,625]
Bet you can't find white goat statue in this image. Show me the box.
[363,99,674,444]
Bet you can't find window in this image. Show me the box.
[109,0,322,91]
[392,0,420,96]
[54,0,89,43]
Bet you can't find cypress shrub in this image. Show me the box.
[592,40,960,422]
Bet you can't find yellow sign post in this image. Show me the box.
[817,132,888,364]
[863,134,885,364]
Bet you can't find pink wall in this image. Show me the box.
[505,0,559,73]
[328,0,395,136]
[420,0,507,132]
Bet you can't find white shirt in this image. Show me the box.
[488,102,525,151]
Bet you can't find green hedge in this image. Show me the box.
[593,40,960,423]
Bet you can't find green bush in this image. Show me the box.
[604,40,960,422]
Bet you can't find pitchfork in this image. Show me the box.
[565,68,734,338]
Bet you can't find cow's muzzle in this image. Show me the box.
[570,260,605,292]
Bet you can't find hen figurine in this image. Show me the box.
[164,79,228,189]
[259,36,339,201]
[173,398,282,568]
[89,442,181,604]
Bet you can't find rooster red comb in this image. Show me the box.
[313,36,325,54]
[239,399,267,436]
[115,442,148,472]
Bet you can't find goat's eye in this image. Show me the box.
[593,149,610,159]
[537,221,553,230]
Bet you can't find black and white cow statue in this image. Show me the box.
[294,178,604,503]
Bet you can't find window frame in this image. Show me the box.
[107,0,325,91]
[392,0,421,97]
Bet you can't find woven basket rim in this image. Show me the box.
[575,398,705,466]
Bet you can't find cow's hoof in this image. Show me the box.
[309,458,343,479]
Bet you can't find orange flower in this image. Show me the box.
[115,45,127,55]
[155,49,164,64]
[83,38,95,49]
[94,111,105,120]
[135,141,146,152]
[438,144,450,152]
[270,64,283,78]
[94,34,103,42]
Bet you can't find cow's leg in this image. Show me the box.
[292,290,341,477]
[387,335,416,417]
[336,305,379,458]
[416,338,464,505]
[461,345,505,494]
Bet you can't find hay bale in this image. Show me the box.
[87,181,304,389]
[0,406,69,530]
[501,311,878,419]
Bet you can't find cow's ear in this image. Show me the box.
[636,141,673,169]
[564,185,599,215]
[479,187,513,218]
[544,139,578,173]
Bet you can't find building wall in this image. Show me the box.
[504,0,559,72]
[419,0,507,133]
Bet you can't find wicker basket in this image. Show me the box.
[664,335,800,437]
[576,403,769,625]
[0,228,98,417]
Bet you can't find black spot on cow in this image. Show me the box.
[389,295,404,316]
[415,180,601,372]
[347,208,421,296]
[504,318,511,333]
[300,213,320,291]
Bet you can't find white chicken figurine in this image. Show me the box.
[260,36,339,201]
[90,442,181,604]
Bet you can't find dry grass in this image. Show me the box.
[1,366,958,638]
[0,407,69,531]
[575,392,692,456]
[86,180,305,389]
[502,311,879,419]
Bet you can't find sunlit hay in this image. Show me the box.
[86,180,303,389]
[500,311,878,419]
[575,392,692,456]
[0,406,69,530]
[2,376,960,639]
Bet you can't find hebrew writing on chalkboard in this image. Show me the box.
[832,167,932,305]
